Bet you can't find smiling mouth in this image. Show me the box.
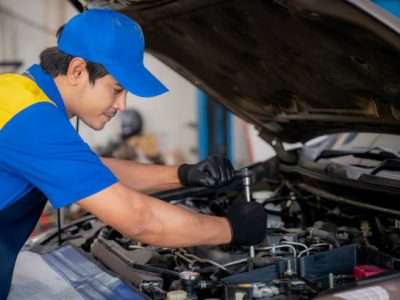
[104,112,117,118]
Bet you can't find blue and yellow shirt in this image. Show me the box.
[0,64,118,298]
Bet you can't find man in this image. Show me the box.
[0,9,266,297]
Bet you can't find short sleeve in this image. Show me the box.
[0,102,118,208]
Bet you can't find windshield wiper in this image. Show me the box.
[371,159,400,175]
[317,146,400,161]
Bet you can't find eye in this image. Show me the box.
[113,88,123,94]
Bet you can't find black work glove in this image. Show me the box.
[178,155,235,188]
[227,198,266,246]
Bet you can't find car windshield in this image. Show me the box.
[299,132,400,182]
[314,133,400,167]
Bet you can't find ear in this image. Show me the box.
[66,57,88,85]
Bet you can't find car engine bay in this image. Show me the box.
[29,159,400,299]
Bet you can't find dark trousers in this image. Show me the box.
[0,188,46,299]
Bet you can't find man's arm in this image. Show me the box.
[101,157,182,194]
[77,182,232,247]
[101,155,236,194]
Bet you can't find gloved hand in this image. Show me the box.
[227,198,266,246]
[178,155,235,188]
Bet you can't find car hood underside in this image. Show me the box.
[115,0,400,143]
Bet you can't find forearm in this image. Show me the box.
[132,193,232,247]
[101,157,182,194]
[78,182,232,247]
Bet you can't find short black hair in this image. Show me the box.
[39,25,109,84]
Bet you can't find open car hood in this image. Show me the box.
[103,0,400,143]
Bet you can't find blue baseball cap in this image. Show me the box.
[57,9,168,97]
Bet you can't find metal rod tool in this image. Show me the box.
[238,168,255,258]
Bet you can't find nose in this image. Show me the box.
[114,90,127,112]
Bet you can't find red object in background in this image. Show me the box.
[354,265,386,280]
[30,212,50,238]
[39,212,49,230]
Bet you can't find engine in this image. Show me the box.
[30,162,400,299]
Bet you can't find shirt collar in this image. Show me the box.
[25,64,68,118]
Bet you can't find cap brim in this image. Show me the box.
[105,63,169,98]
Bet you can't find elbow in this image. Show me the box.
[117,203,153,241]
[115,211,149,240]
[122,221,148,240]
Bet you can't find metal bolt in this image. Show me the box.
[240,168,255,258]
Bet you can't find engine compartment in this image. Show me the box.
[30,160,400,299]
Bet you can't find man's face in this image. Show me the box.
[75,74,128,130]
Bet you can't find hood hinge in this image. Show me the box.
[259,131,298,164]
